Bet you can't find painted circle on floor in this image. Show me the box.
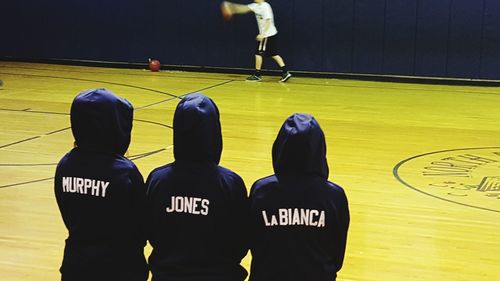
[394,147,500,213]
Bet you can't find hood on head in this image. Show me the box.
[173,93,222,164]
[71,88,133,155]
[272,113,329,179]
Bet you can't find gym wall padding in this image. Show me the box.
[2,0,500,80]
[446,0,483,79]
[481,0,500,80]
[383,0,418,76]
[289,0,323,72]
[414,0,451,78]
[322,0,355,73]
[352,0,386,74]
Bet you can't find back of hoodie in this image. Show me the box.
[249,113,350,281]
[146,93,248,281]
[54,89,148,281]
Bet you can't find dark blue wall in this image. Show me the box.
[2,0,499,79]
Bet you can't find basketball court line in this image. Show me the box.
[46,127,71,135]
[129,148,170,161]
[0,163,57,166]
[393,146,500,214]
[0,108,68,115]
[2,62,500,280]
[135,80,235,110]
[0,136,41,149]
[0,64,244,82]
[0,70,230,189]
[0,112,171,152]
[0,72,179,98]
[0,177,53,189]
[3,65,500,96]
[0,71,236,110]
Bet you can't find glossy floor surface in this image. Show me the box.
[1,62,499,280]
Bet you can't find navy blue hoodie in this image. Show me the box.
[146,93,248,281]
[54,89,148,281]
[249,113,350,281]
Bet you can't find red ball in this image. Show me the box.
[149,59,161,72]
[221,2,233,21]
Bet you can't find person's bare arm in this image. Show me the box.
[223,1,252,14]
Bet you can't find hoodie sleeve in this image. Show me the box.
[54,156,70,229]
[331,185,350,271]
[144,166,162,244]
[129,163,148,248]
[226,173,250,262]
[248,181,260,249]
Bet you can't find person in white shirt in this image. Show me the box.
[223,0,292,82]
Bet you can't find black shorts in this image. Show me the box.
[255,35,280,57]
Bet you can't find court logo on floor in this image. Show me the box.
[393,147,500,213]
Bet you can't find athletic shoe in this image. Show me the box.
[246,74,262,82]
[280,72,292,82]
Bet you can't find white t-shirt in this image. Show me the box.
[247,2,278,37]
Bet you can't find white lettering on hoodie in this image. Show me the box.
[262,208,325,227]
[166,196,210,216]
[62,177,110,198]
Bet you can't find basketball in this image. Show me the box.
[220,1,233,21]
[149,59,161,72]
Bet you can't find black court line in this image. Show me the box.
[0,72,179,98]
[0,177,53,189]
[393,146,500,213]
[0,71,235,110]
[0,108,69,115]
[0,147,167,165]
[0,72,233,189]
[0,109,173,127]
[0,163,57,166]
[0,108,69,151]
[0,75,229,159]
[0,110,172,188]
[0,114,172,151]
[129,148,168,161]
[0,136,40,149]
[0,148,168,168]
[135,96,182,110]
[4,65,500,96]
[133,119,172,129]
[46,127,71,135]
[136,79,234,110]
[0,148,168,189]
[186,79,234,94]
[0,65,243,83]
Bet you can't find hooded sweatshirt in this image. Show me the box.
[146,93,248,281]
[249,113,350,281]
[54,88,148,281]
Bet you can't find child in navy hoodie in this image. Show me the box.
[249,113,350,281]
[146,93,249,281]
[54,89,148,281]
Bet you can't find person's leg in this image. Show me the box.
[267,34,291,82]
[247,54,264,81]
[272,55,285,68]
[255,54,263,75]
[272,55,292,82]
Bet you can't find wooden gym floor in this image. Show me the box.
[0,61,499,280]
